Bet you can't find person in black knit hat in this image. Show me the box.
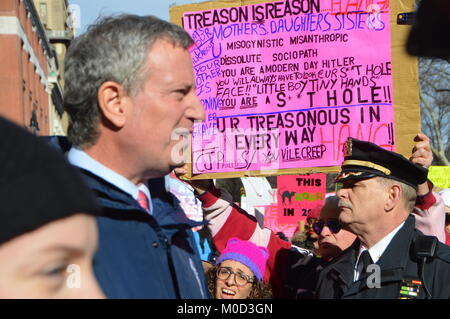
[0,117,103,298]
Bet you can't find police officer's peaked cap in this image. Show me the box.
[335,138,428,189]
[0,117,100,245]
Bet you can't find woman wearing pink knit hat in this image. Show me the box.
[205,238,272,299]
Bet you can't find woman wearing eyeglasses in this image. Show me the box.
[205,238,272,299]
[176,172,354,298]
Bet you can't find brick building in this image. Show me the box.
[34,0,75,135]
[0,0,69,135]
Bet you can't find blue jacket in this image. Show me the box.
[81,170,210,298]
[44,135,210,298]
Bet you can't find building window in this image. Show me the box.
[40,2,47,25]
[30,109,40,135]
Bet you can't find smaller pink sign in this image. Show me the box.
[263,205,298,239]
[277,174,326,224]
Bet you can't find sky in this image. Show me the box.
[68,0,205,35]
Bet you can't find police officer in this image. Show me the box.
[316,138,450,298]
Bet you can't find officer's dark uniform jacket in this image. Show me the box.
[316,215,450,299]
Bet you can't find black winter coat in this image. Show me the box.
[316,215,450,299]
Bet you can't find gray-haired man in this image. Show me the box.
[63,15,207,298]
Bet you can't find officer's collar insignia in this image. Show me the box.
[343,138,353,157]
[398,279,421,299]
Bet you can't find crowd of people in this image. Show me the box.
[0,1,449,299]
[176,133,450,299]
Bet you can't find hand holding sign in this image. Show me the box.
[410,133,433,196]
[410,132,433,169]
[173,165,213,196]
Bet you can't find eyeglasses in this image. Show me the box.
[216,267,254,287]
[313,219,342,235]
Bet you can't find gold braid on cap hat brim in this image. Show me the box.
[342,160,391,176]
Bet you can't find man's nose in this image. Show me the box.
[336,187,347,199]
[187,94,205,122]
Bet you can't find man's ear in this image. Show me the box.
[385,183,401,211]
[97,81,129,128]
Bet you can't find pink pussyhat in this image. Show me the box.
[216,238,269,281]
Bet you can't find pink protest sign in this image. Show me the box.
[166,174,203,231]
[183,0,394,174]
[277,174,326,224]
[263,205,298,239]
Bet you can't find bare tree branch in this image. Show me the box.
[418,57,450,166]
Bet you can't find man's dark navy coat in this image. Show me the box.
[84,171,210,298]
[46,136,210,298]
